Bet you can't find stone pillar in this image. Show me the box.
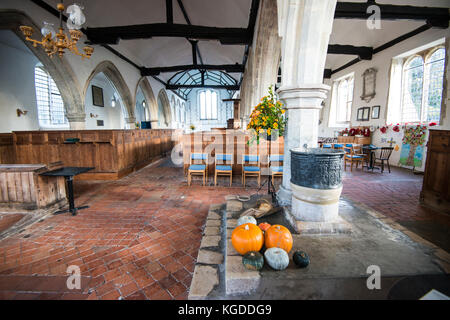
[124,117,136,129]
[150,119,159,129]
[276,0,337,205]
[67,113,86,130]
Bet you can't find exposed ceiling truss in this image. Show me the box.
[325,1,449,78]
[29,1,449,92]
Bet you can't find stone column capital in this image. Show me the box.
[125,117,136,124]
[66,113,86,123]
[277,84,330,110]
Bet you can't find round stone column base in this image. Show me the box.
[291,183,342,222]
[277,184,292,206]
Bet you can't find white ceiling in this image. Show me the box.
[43,0,449,79]
[45,0,252,82]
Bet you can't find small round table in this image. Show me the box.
[362,145,380,172]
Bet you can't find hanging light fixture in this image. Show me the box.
[19,1,93,59]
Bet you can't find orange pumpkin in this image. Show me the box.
[258,222,271,232]
[231,223,264,255]
[265,225,293,253]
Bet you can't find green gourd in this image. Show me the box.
[242,251,264,271]
[264,247,289,271]
[293,251,310,268]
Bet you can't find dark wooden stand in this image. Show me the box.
[40,167,94,216]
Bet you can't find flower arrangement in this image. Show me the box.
[189,124,195,131]
[402,125,427,146]
[340,128,349,136]
[247,86,286,143]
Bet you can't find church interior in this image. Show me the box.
[0,0,449,301]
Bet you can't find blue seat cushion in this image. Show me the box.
[216,154,232,161]
[346,155,363,159]
[334,144,344,148]
[244,166,260,172]
[271,166,283,173]
[269,155,284,162]
[323,144,332,148]
[244,155,259,162]
[189,164,206,171]
[216,165,232,171]
[191,153,207,160]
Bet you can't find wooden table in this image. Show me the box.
[362,145,380,172]
[40,167,94,216]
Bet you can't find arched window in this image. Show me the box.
[199,90,218,120]
[401,56,424,123]
[329,73,354,127]
[424,48,445,122]
[34,64,68,127]
[401,47,445,123]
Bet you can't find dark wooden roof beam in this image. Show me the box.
[141,64,245,76]
[85,24,251,45]
[166,84,240,90]
[328,44,373,60]
[335,1,449,28]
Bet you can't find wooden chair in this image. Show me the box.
[188,153,208,186]
[333,143,344,150]
[269,154,283,181]
[343,146,364,171]
[215,154,233,187]
[242,154,260,187]
[375,147,394,173]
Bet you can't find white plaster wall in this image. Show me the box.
[0,1,143,119]
[0,30,40,132]
[320,28,450,171]
[84,73,125,130]
[185,88,233,132]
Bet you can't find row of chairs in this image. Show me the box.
[187,153,284,187]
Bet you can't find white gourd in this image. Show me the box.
[264,247,289,271]
[237,216,257,227]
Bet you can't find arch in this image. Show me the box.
[157,89,172,128]
[135,77,158,126]
[0,10,85,124]
[83,60,135,122]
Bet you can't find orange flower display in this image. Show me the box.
[247,86,286,144]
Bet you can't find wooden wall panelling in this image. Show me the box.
[421,130,450,214]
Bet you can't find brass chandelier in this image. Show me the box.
[20,1,94,59]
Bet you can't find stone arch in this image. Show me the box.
[135,77,158,126]
[0,10,85,127]
[157,89,172,128]
[170,95,176,123]
[83,60,135,123]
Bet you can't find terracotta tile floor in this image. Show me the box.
[0,159,257,300]
[0,159,448,300]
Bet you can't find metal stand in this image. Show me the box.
[256,135,279,207]
[54,176,89,216]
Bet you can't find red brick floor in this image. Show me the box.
[342,166,450,251]
[0,160,448,300]
[0,159,257,300]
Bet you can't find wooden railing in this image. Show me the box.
[0,129,182,180]
[181,130,284,175]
